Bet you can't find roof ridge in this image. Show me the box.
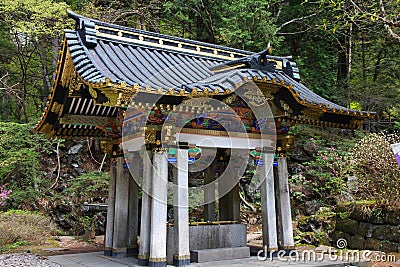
[67,10,252,58]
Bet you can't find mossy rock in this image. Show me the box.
[385,210,400,225]
[380,241,398,253]
[363,238,381,251]
[348,235,365,250]
[372,225,400,243]
[335,218,358,236]
[331,231,351,248]
[358,222,374,238]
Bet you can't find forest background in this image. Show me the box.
[0,0,399,250]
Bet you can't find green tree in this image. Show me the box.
[0,122,55,209]
[162,0,283,51]
[219,0,282,51]
[0,0,68,122]
[271,0,400,123]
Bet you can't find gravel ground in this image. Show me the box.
[0,253,62,267]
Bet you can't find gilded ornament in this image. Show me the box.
[51,102,64,115]
[243,89,266,106]
[100,141,113,154]
[297,108,325,121]
[89,87,98,99]
[279,100,293,115]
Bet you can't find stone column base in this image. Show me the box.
[149,257,167,267]
[173,255,190,266]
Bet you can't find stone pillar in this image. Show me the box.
[127,154,139,256]
[260,152,278,256]
[218,166,240,222]
[112,157,130,258]
[138,151,153,266]
[173,148,190,266]
[104,159,117,256]
[203,160,216,222]
[149,151,168,267]
[276,156,295,252]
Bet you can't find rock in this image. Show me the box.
[380,241,398,253]
[373,225,400,242]
[94,235,104,245]
[348,235,364,250]
[304,200,320,216]
[288,162,306,174]
[349,205,375,223]
[55,204,72,213]
[303,139,319,156]
[42,248,69,252]
[57,236,75,242]
[315,245,334,254]
[335,218,358,236]
[331,231,351,248]
[363,238,381,251]
[386,210,400,225]
[358,222,374,238]
[67,144,83,155]
[72,163,79,168]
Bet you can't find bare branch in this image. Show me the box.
[275,13,317,34]
[50,140,61,189]
[379,0,400,43]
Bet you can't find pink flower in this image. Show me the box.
[0,185,11,203]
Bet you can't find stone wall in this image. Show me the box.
[333,203,400,252]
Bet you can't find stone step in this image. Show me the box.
[190,246,250,263]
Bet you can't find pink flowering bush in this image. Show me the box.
[295,132,400,206]
[0,185,11,206]
[305,145,354,204]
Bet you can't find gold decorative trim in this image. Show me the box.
[148,257,167,262]
[60,114,117,127]
[180,128,262,139]
[138,254,149,260]
[173,255,191,260]
[35,35,69,135]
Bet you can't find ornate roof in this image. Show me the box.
[35,11,374,139]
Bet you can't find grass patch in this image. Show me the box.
[0,241,32,252]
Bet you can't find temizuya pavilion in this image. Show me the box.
[36,11,373,267]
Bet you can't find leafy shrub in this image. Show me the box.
[65,171,109,203]
[351,133,400,205]
[0,210,58,247]
[290,143,354,206]
[306,146,353,204]
[293,132,400,207]
[289,173,312,204]
[0,121,56,209]
[61,171,109,235]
